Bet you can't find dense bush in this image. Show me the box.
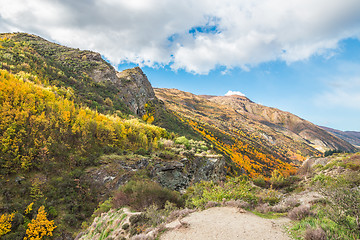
[111,180,183,211]
[252,175,270,188]
[184,178,259,209]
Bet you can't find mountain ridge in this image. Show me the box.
[155,88,356,176]
[204,94,355,152]
[319,126,360,147]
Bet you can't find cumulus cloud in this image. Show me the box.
[1,0,360,74]
[225,90,245,97]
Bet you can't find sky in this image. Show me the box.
[0,0,359,131]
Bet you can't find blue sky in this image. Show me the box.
[1,0,359,131]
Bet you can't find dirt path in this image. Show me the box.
[161,207,291,240]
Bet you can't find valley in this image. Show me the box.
[0,33,358,240]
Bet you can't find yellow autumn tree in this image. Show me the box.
[142,113,154,124]
[0,212,14,237]
[24,206,56,240]
[25,202,34,215]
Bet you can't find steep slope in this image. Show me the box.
[0,32,201,141]
[0,33,156,117]
[208,95,355,152]
[319,126,360,147]
[155,89,356,177]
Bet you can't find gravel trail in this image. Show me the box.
[161,207,291,240]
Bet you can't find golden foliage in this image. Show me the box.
[0,212,14,237]
[0,70,168,174]
[177,114,297,177]
[25,202,34,215]
[142,113,154,124]
[24,206,57,240]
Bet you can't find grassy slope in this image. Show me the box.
[0,33,131,116]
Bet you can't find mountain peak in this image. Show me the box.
[202,94,253,104]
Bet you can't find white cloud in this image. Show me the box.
[0,0,360,74]
[225,90,245,97]
[315,76,360,110]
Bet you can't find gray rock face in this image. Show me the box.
[115,67,156,116]
[86,156,226,194]
[151,157,226,191]
[89,63,156,117]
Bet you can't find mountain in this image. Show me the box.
[155,88,356,177]
[0,32,159,118]
[319,126,360,147]
[206,95,355,152]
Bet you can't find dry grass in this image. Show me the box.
[205,201,220,208]
[167,208,195,222]
[271,197,299,213]
[304,227,327,240]
[288,206,314,220]
[223,199,251,209]
[255,203,271,214]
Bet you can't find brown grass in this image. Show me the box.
[304,227,327,240]
[288,206,314,220]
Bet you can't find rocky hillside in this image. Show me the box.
[0,33,156,118]
[319,126,360,147]
[79,152,360,240]
[207,94,355,152]
[155,88,356,177]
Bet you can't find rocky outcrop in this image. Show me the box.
[85,156,226,194]
[83,63,156,117]
[114,67,156,116]
[151,157,226,191]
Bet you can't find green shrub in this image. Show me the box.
[311,174,334,185]
[185,178,258,209]
[157,150,176,160]
[93,199,112,216]
[253,175,270,188]
[257,189,281,206]
[174,136,190,149]
[135,148,149,156]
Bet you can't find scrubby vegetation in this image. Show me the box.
[111,180,183,211]
[289,153,360,240]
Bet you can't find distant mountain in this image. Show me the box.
[206,95,355,152]
[155,89,357,177]
[319,126,360,147]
